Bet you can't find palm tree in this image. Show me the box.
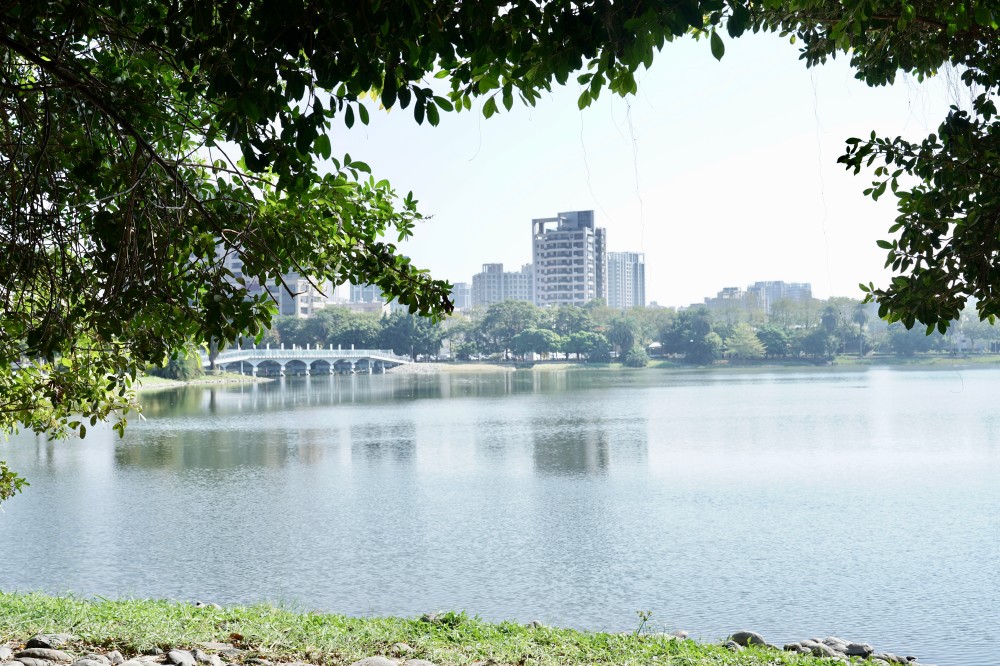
[852,303,869,357]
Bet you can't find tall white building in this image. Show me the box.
[218,249,334,317]
[747,281,813,313]
[607,252,645,309]
[532,210,607,307]
[471,263,534,308]
[451,282,472,311]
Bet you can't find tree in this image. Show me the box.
[2,0,730,499]
[725,323,766,360]
[379,312,443,361]
[660,307,722,364]
[756,324,791,358]
[852,303,870,357]
[478,301,541,358]
[888,324,936,357]
[607,317,638,357]
[510,328,562,359]
[561,331,609,361]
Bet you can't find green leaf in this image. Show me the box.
[710,30,725,61]
[483,97,498,119]
[358,104,369,125]
[314,133,332,160]
[876,239,894,249]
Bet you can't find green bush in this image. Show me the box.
[623,346,650,367]
[148,351,203,381]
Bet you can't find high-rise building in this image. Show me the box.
[451,282,472,311]
[532,210,606,307]
[218,248,335,317]
[607,252,646,309]
[471,263,534,308]
[747,281,813,312]
[349,282,384,303]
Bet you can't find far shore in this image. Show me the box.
[135,372,273,392]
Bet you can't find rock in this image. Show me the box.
[727,631,765,647]
[193,646,230,654]
[670,630,688,640]
[783,643,802,652]
[823,636,850,650]
[809,644,839,658]
[16,658,54,666]
[419,613,440,624]
[1,647,14,662]
[246,660,271,666]
[525,621,544,630]
[764,644,780,651]
[874,654,908,664]
[167,651,195,666]
[105,653,124,666]
[800,639,818,647]
[846,643,874,657]
[348,658,396,666]
[121,659,150,666]
[16,650,73,663]
[390,645,413,657]
[722,641,742,652]
[72,659,107,666]
[81,654,109,665]
[25,637,74,651]
[190,650,220,666]
[401,660,435,666]
[142,650,161,657]
[216,651,242,661]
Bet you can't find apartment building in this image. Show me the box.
[607,251,646,309]
[532,210,607,307]
[471,263,534,308]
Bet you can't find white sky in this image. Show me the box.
[331,32,960,307]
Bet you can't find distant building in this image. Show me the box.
[218,249,335,317]
[532,210,606,306]
[471,263,534,308]
[607,251,646,309]
[451,282,472,311]
[747,281,813,313]
[349,282,384,303]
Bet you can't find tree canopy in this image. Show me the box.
[3,0,1000,500]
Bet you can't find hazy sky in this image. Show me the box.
[332,32,960,307]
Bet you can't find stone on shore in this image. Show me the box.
[349,658,396,666]
[390,644,413,657]
[722,641,742,652]
[16,657,54,666]
[809,643,839,658]
[104,653,123,666]
[167,650,195,666]
[727,631,765,647]
[26,638,74,651]
[72,659,107,666]
[16,650,73,663]
[191,650,220,666]
[0,647,13,662]
[846,643,874,657]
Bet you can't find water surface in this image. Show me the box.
[1,366,997,665]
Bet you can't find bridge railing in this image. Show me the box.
[205,348,411,364]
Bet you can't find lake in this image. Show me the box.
[1,366,998,665]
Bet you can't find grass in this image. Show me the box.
[0,593,863,666]
[135,372,269,392]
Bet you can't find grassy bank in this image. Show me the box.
[0,593,849,666]
[135,373,271,392]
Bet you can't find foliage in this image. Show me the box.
[479,301,542,357]
[510,328,562,358]
[888,323,937,357]
[4,0,736,500]
[379,312,444,361]
[623,346,651,368]
[741,1,1000,331]
[659,307,722,364]
[756,325,791,357]
[562,331,611,361]
[724,323,766,360]
[608,318,638,356]
[147,349,204,381]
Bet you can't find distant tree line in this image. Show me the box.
[250,296,1000,366]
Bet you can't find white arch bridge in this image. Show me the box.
[203,347,411,376]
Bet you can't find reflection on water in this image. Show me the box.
[1,367,998,666]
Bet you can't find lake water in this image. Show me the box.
[1,366,998,665]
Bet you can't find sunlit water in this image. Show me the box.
[2,366,998,665]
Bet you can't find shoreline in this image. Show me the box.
[0,592,935,666]
[135,373,273,392]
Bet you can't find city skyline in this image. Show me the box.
[331,32,958,308]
